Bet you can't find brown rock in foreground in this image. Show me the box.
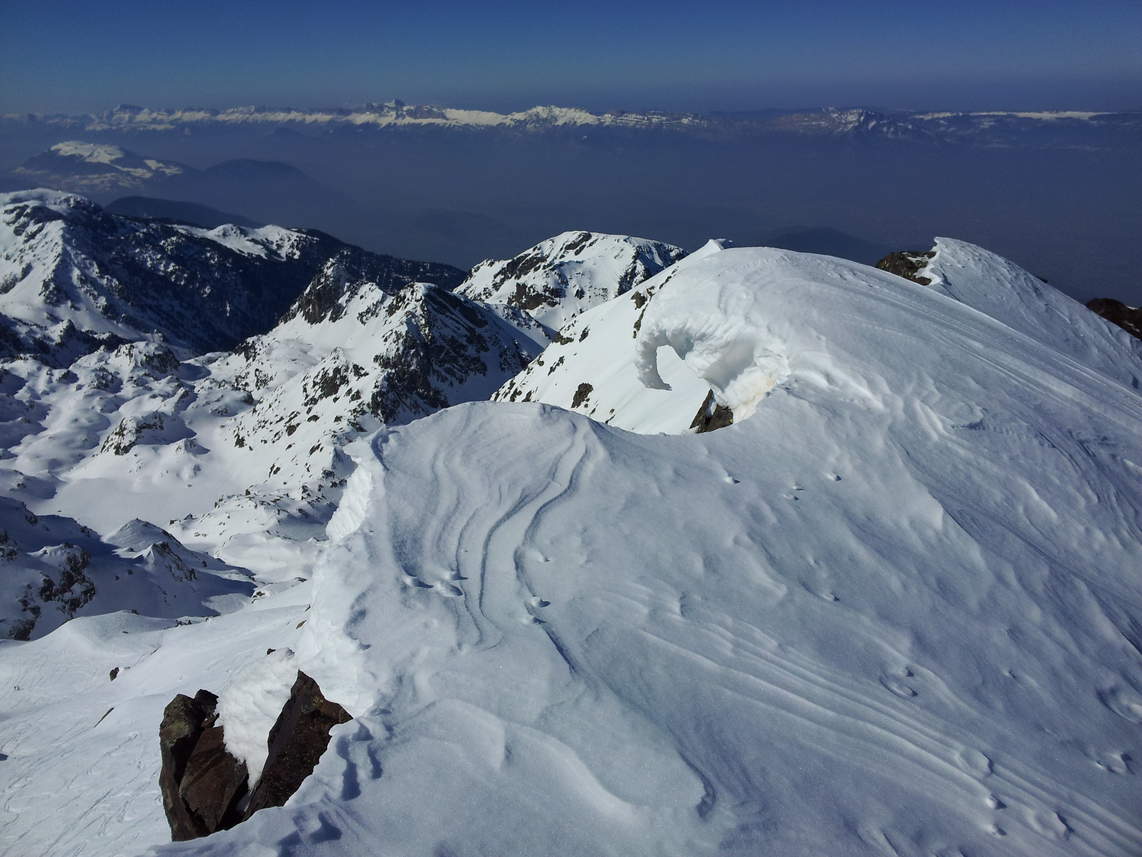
[159,690,248,841]
[244,671,352,817]
[690,390,734,433]
[159,671,349,840]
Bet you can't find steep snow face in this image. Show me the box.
[137,245,1142,857]
[11,142,189,193]
[458,230,686,338]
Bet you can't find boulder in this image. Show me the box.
[244,671,351,816]
[690,390,734,433]
[158,690,248,841]
[159,671,349,839]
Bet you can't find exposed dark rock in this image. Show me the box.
[1087,298,1142,340]
[100,412,168,455]
[244,671,351,817]
[571,383,593,409]
[180,724,249,835]
[875,250,935,285]
[288,248,465,326]
[690,390,734,433]
[159,689,248,841]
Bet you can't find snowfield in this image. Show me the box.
[1,225,1141,856]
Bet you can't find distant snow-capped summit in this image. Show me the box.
[11,141,189,193]
[3,103,1137,148]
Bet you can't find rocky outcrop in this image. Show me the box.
[690,390,734,433]
[875,250,935,285]
[159,672,349,841]
[159,690,248,841]
[244,671,352,816]
[1087,298,1142,340]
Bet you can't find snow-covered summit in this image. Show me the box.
[497,236,1141,433]
[459,230,686,338]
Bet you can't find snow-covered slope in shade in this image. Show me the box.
[458,230,686,338]
[0,497,252,639]
[0,190,465,356]
[124,244,1141,857]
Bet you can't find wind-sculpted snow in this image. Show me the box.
[2,240,1141,855]
[145,245,1142,856]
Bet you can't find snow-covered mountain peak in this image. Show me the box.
[13,142,188,192]
[50,141,131,165]
[920,237,1141,387]
[0,191,469,357]
[458,229,686,336]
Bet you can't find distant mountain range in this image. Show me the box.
[3,102,1140,149]
[1,141,323,197]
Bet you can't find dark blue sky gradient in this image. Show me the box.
[3,0,1140,112]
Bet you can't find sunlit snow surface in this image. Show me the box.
[2,244,1141,856]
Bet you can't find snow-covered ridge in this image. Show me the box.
[11,141,188,192]
[4,103,1136,147]
[459,230,687,338]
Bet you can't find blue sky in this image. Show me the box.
[2,0,1139,112]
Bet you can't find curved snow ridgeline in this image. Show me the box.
[139,244,1142,856]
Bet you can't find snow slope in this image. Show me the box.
[2,239,1140,856]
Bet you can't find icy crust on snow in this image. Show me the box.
[154,246,1142,856]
